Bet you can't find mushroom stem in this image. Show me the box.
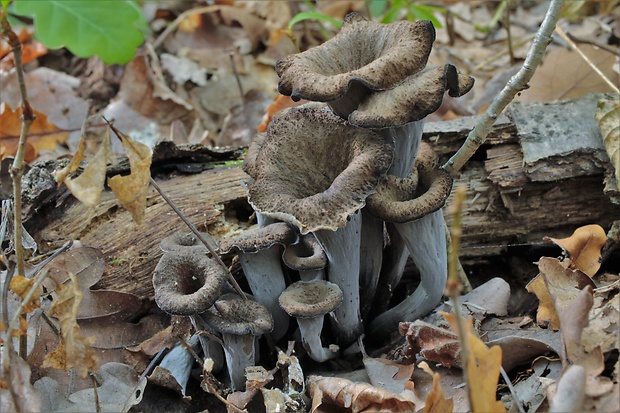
[237,250,289,340]
[220,332,256,391]
[369,223,409,318]
[297,317,339,362]
[368,209,447,336]
[377,120,425,179]
[359,210,384,320]
[314,211,364,346]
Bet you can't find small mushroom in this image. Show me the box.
[279,280,343,362]
[160,230,218,253]
[246,105,393,346]
[152,250,228,316]
[219,222,298,340]
[201,293,273,391]
[366,142,452,336]
[282,233,327,281]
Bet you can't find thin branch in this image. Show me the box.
[148,178,248,300]
[443,0,567,175]
[555,25,620,94]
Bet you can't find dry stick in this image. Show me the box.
[555,25,620,94]
[1,15,36,359]
[443,0,567,175]
[501,366,526,413]
[148,178,247,299]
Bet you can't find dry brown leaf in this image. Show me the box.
[8,275,41,314]
[0,350,41,412]
[403,320,462,368]
[227,366,275,410]
[0,103,69,162]
[418,362,453,413]
[42,273,98,379]
[595,95,620,191]
[107,126,153,225]
[362,350,415,395]
[307,375,418,413]
[526,274,561,329]
[544,224,607,277]
[443,313,506,413]
[516,45,619,103]
[57,130,111,208]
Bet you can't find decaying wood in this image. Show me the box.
[25,94,619,299]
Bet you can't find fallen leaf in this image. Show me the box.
[257,94,305,133]
[418,362,453,413]
[516,45,619,103]
[443,313,506,413]
[107,125,153,225]
[0,351,41,412]
[216,89,272,147]
[595,95,620,191]
[42,272,98,379]
[362,344,415,395]
[227,366,275,410]
[402,320,462,368]
[0,103,69,162]
[8,275,41,313]
[57,129,111,208]
[544,224,607,276]
[307,375,418,413]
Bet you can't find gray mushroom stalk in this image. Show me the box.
[201,293,273,391]
[366,143,453,336]
[279,280,343,362]
[218,222,298,341]
[246,106,393,347]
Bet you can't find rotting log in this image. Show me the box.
[24,94,620,299]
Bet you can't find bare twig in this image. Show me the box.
[501,366,526,413]
[148,178,248,300]
[444,0,567,175]
[555,25,620,94]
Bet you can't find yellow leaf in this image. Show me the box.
[43,274,98,378]
[107,127,152,225]
[442,312,505,413]
[64,130,111,208]
[0,103,69,162]
[419,362,453,413]
[545,225,606,277]
[526,274,561,329]
[8,275,41,313]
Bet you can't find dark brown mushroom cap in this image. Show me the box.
[348,65,475,128]
[202,293,274,335]
[366,142,453,223]
[218,222,299,254]
[152,250,227,315]
[276,13,435,104]
[278,280,343,318]
[247,106,394,234]
[160,231,217,253]
[282,234,327,271]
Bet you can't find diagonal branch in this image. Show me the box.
[443,0,567,175]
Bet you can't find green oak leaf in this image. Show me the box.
[12,0,147,64]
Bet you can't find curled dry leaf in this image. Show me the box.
[227,366,275,410]
[362,345,415,395]
[42,272,98,379]
[107,126,153,225]
[544,224,606,277]
[442,312,506,413]
[594,95,620,190]
[418,362,453,413]
[56,129,111,208]
[0,350,41,412]
[257,94,305,132]
[0,103,69,162]
[402,320,462,368]
[8,275,41,313]
[307,375,417,413]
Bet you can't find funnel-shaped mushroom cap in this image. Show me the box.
[349,65,475,128]
[277,13,435,104]
[366,142,453,223]
[279,280,343,318]
[218,222,299,254]
[160,231,217,253]
[283,234,327,272]
[247,106,394,234]
[202,293,274,336]
[152,250,227,315]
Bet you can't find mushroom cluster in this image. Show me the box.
[151,12,473,390]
